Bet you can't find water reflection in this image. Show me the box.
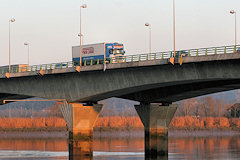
[0,135,239,160]
[169,137,240,160]
[0,139,67,151]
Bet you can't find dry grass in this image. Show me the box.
[0,117,239,131]
[170,117,238,130]
[0,118,66,131]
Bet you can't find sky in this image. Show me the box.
[0,0,240,66]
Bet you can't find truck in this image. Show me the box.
[72,42,125,65]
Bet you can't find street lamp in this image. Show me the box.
[170,0,176,65]
[24,42,30,67]
[230,10,237,48]
[173,0,176,57]
[79,4,87,67]
[145,23,151,56]
[9,18,15,73]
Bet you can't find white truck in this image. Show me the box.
[72,42,125,65]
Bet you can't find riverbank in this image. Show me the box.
[0,131,67,139]
[0,129,239,139]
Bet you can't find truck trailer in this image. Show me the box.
[72,42,125,65]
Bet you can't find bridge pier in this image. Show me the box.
[135,104,177,160]
[59,103,103,160]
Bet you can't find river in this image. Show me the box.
[0,132,239,160]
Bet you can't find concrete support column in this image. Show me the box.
[59,103,103,160]
[135,104,177,160]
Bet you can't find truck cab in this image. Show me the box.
[106,43,125,63]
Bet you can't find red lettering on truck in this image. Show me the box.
[83,47,94,54]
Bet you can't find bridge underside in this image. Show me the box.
[2,79,239,105]
[118,79,240,103]
[1,78,240,105]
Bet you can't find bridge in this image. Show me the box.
[1,45,240,159]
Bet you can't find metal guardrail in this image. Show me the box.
[1,45,239,76]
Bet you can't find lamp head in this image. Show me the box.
[10,18,15,22]
[230,10,236,14]
[24,42,29,46]
[81,4,87,8]
[78,33,83,37]
[145,23,150,27]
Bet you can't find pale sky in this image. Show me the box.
[0,0,239,66]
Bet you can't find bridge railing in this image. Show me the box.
[0,45,239,76]
[29,61,75,71]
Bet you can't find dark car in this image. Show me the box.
[56,63,67,69]
[172,50,188,57]
[237,48,240,53]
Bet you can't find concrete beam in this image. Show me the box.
[135,104,177,159]
[1,54,240,104]
[59,103,103,159]
[120,79,240,103]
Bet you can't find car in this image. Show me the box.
[237,48,240,53]
[56,63,67,69]
[171,50,188,57]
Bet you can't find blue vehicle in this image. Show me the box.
[171,50,188,57]
[237,48,240,53]
[72,43,125,65]
[56,63,67,69]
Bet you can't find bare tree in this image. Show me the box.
[176,98,199,116]
[215,99,226,117]
[199,96,216,117]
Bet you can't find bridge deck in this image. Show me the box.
[0,45,239,79]
[1,50,240,79]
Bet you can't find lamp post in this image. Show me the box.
[79,4,87,67]
[24,42,30,67]
[230,10,237,48]
[9,18,15,73]
[145,23,151,56]
[173,0,176,57]
[170,0,176,65]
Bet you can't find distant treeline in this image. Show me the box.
[1,96,240,119]
[96,116,240,131]
[170,116,240,130]
[0,116,239,131]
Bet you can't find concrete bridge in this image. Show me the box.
[0,45,240,159]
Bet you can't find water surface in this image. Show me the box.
[0,134,239,160]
